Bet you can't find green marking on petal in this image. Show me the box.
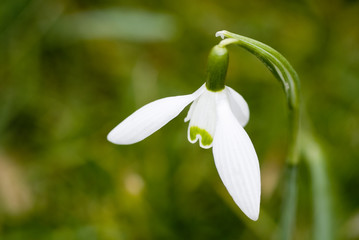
[190,126,213,146]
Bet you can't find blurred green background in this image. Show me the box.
[1,0,359,239]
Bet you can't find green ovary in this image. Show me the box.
[190,126,213,146]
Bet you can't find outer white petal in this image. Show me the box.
[212,91,260,221]
[225,86,250,127]
[187,89,217,149]
[107,85,205,145]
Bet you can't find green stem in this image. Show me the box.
[217,30,301,165]
[280,166,298,240]
[217,30,301,239]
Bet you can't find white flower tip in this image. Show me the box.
[251,214,259,221]
[231,190,260,221]
[215,30,226,39]
[107,126,131,145]
[107,130,118,144]
[245,207,260,221]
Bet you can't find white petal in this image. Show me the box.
[184,98,198,122]
[212,91,260,221]
[108,85,205,145]
[187,89,218,149]
[225,86,250,127]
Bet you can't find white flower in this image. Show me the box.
[107,84,261,221]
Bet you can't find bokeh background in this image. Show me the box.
[1,0,359,239]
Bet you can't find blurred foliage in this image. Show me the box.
[0,0,359,239]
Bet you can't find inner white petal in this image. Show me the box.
[187,90,218,149]
[184,98,198,122]
[225,86,250,127]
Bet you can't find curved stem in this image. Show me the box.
[216,30,301,165]
[216,30,301,239]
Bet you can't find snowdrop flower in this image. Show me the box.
[108,45,260,220]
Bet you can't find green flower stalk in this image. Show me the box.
[215,30,301,240]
